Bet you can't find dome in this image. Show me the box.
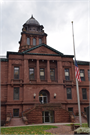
[26,15,40,26]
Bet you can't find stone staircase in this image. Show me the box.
[8,118,25,126]
[75,116,87,123]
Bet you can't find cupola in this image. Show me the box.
[18,15,47,52]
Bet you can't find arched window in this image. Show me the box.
[39,90,50,104]
[39,38,42,44]
[33,38,36,46]
[27,37,30,45]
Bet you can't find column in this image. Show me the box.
[21,34,26,46]
[57,60,63,83]
[47,60,51,82]
[37,60,40,82]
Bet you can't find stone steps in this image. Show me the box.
[8,118,25,126]
[75,116,87,123]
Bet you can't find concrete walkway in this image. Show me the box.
[2,122,79,128]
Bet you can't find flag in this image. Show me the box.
[75,59,81,82]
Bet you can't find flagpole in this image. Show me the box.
[71,21,82,126]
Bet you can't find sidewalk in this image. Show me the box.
[2,122,73,128]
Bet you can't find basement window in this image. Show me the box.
[68,108,73,112]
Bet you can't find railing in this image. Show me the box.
[22,108,30,117]
[81,112,87,119]
[5,113,12,126]
[69,111,75,122]
[72,111,76,119]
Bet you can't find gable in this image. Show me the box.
[22,43,64,56]
[27,46,58,54]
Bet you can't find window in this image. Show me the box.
[39,38,42,44]
[68,108,73,112]
[27,37,30,45]
[33,38,36,46]
[14,67,19,79]
[80,69,85,81]
[65,69,70,80]
[40,68,45,80]
[82,88,87,99]
[39,91,47,104]
[13,87,19,100]
[88,70,90,81]
[50,69,55,80]
[29,68,34,80]
[67,88,72,99]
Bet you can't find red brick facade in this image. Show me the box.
[1,16,89,125]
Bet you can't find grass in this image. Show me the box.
[66,123,88,127]
[1,125,58,134]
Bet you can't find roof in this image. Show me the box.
[22,43,64,56]
[77,60,90,65]
[6,43,74,58]
[25,15,40,26]
[0,58,8,62]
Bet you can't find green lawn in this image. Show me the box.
[1,125,57,134]
[66,123,88,127]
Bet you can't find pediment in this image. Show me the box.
[27,46,58,54]
[22,43,64,56]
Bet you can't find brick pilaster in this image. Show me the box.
[57,60,63,83]
[47,60,51,82]
[37,60,40,82]
[36,36,39,45]
[24,59,29,83]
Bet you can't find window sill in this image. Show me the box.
[40,80,47,81]
[63,80,73,83]
[29,79,36,81]
[11,79,23,86]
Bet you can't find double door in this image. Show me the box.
[42,111,54,123]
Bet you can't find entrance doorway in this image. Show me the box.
[13,109,19,117]
[42,111,54,123]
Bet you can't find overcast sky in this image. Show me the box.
[0,0,90,61]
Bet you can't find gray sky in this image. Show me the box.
[0,0,90,61]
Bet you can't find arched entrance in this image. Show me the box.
[39,90,50,104]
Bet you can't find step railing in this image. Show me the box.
[22,105,36,125]
[22,108,30,117]
[81,112,87,119]
[5,113,12,126]
[69,111,75,123]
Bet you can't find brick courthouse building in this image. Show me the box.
[1,16,90,125]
